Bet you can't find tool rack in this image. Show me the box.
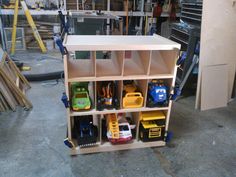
[63,34,180,155]
[170,0,202,91]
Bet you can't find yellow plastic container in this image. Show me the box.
[123,92,143,108]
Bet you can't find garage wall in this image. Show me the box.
[196,0,236,110]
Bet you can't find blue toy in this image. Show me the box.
[147,80,168,107]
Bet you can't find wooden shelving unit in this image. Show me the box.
[63,34,180,155]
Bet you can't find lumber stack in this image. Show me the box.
[18,20,55,50]
[0,48,32,112]
[66,0,78,10]
[66,0,107,10]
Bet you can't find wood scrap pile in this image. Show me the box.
[18,20,57,50]
[0,48,32,112]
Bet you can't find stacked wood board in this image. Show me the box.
[18,20,56,50]
[66,0,107,10]
[0,48,32,112]
[66,0,78,10]
[196,0,236,110]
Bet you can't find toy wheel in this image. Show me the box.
[114,99,120,109]
[97,105,103,111]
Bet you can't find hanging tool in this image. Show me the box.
[11,0,47,55]
[55,10,69,55]
[148,4,156,35]
[58,10,69,34]
[125,0,129,35]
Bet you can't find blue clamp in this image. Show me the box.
[54,34,68,55]
[170,87,181,101]
[61,92,69,108]
[176,52,187,65]
[64,138,75,148]
[165,131,173,143]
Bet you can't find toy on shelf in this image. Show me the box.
[146,80,169,107]
[106,113,135,144]
[73,116,98,147]
[71,82,91,111]
[139,111,166,142]
[122,81,143,108]
[97,81,119,111]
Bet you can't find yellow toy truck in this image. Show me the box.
[139,111,166,142]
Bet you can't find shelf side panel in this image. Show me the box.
[136,79,148,107]
[139,51,151,75]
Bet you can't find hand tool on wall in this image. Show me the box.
[125,0,129,35]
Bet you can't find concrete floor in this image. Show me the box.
[0,51,236,177]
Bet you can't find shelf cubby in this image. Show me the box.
[69,81,96,111]
[71,115,101,148]
[100,112,139,145]
[96,51,124,77]
[137,110,168,142]
[124,51,151,76]
[96,80,122,111]
[121,80,148,109]
[67,51,96,80]
[146,78,173,108]
[149,50,178,76]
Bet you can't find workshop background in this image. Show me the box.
[0,0,236,177]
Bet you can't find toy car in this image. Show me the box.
[122,81,143,108]
[106,113,133,144]
[97,81,119,111]
[71,83,91,111]
[73,116,98,146]
[146,80,168,107]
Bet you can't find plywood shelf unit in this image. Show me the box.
[63,34,180,155]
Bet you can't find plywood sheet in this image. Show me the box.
[201,65,228,111]
[63,35,181,51]
[196,0,236,109]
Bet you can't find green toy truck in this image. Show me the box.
[71,82,91,111]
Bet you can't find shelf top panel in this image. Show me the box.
[63,34,181,51]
